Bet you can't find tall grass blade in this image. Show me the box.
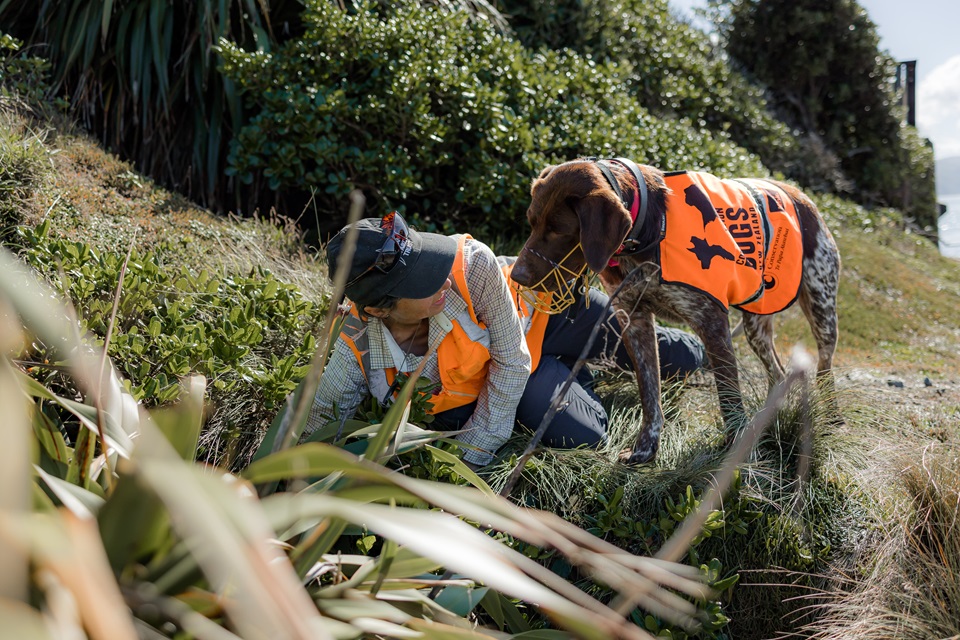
[34,466,105,517]
[0,248,141,454]
[0,511,140,639]
[273,494,656,640]
[152,375,206,461]
[135,423,333,640]
[0,601,53,638]
[273,189,366,453]
[0,311,30,603]
[256,446,710,633]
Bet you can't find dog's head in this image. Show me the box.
[511,160,635,290]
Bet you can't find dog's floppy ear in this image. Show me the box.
[570,193,633,273]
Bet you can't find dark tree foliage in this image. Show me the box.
[0,0,304,212]
[497,0,800,175]
[713,0,937,230]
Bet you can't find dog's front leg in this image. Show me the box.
[619,310,665,465]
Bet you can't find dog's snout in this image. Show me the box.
[510,254,533,286]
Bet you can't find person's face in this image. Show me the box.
[366,274,453,325]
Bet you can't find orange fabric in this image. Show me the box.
[502,263,548,371]
[339,235,549,415]
[659,172,802,314]
[734,180,804,315]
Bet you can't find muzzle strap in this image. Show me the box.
[512,243,589,315]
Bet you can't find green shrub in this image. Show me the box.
[220,0,768,237]
[16,220,323,468]
[0,33,63,108]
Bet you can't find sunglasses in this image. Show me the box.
[345,211,411,288]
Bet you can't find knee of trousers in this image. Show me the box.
[517,356,607,449]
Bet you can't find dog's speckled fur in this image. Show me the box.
[511,160,841,464]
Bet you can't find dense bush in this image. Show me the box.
[219,0,768,237]
[496,0,834,189]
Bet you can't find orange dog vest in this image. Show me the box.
[338,235,549,414]
[658,172,803,314]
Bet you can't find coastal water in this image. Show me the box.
[940,195,960,260]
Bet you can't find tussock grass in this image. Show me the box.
[0,109,50,235]
[485,362,914,639]
[796,441,960,640]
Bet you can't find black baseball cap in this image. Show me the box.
[326,213,458,308]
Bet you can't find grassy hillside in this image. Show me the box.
[4,33,960,637]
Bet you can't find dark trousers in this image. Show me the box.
[436,288,705,451]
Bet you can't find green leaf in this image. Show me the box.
[17,368,134,458]
[434,584,490,617]
[34,465,105,517]
[480,592,530,633]
[243,443,384,485]
[96,466,170,574]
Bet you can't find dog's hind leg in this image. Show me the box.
[798,242,842,422]
[741,312,785,391]
[689,309,747,442]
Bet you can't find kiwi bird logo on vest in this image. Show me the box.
[659,172,803,315]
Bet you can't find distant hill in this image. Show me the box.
[937,156,960,195]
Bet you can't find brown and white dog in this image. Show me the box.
[510,158,841,464]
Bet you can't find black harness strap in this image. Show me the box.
[590,157,657,257]
[610,157,649,251]
[593,159,623,202]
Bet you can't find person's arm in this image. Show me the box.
[456,240,531,466]
[303,336,370,439]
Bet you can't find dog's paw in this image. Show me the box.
[619,447,656,466]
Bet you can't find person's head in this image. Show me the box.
[327,212,457,322]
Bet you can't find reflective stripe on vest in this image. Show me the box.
[659,172,803,314]
[338,235,549,414]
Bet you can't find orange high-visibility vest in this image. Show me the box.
[338,235,549,414]
[658,172,803,314]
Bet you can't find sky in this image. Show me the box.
[669,0,960,161]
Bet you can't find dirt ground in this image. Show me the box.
[728,335,960,430]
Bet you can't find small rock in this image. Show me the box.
[887,379,905,388]
[924,377,933,387]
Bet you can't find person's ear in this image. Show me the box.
[363,306,389,319]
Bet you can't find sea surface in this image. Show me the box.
[939,194,960,260]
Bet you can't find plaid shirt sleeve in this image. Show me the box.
[303,334,369,438]
[456,239,532,465]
